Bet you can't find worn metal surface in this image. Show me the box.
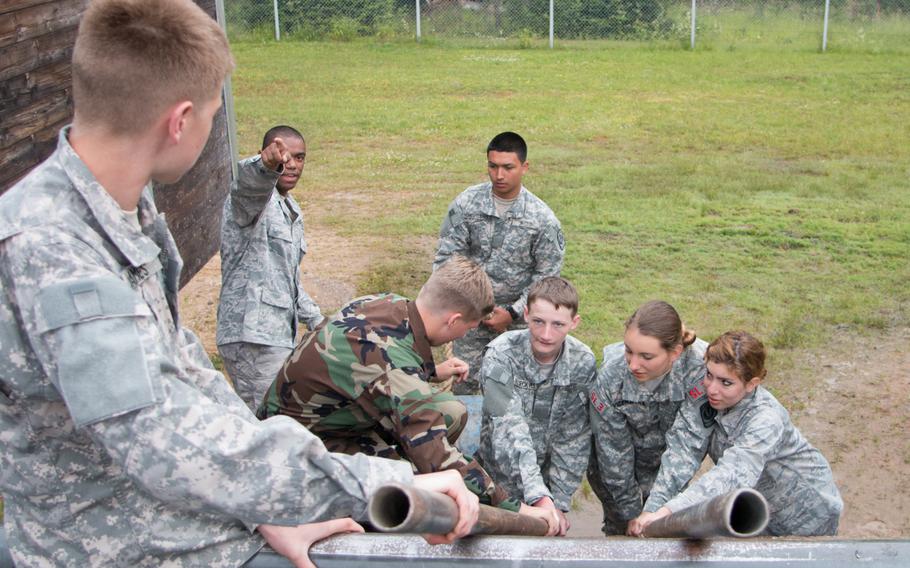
[643,488,769,538]
[368,484,550,537]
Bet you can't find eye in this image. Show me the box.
[641,354,654,361]
[722,380,734,387]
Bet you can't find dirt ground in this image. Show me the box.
[180,223,910,539]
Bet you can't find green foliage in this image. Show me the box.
[230,41,910,371]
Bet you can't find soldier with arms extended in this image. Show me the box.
[477,277,596,536]
[434,131,565,394]
[588,301,709,535]
[629,331,843,536]
[259,256,561,535]
[217,125,324,412]
[0,2,478,566]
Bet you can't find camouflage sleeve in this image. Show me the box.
[643,396,712,512]
[481,354,552,506]
[663,409,785,513]
[365,364,519,511]
[589,381,642,521]
[546,365,595,511]
[433,200,469,271]
[8,238,414,526]
[295,288,323,329]
[176,327,253,415]
[510,221,564,315]
[230,156,280,228]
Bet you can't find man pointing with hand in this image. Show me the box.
[217,125,324,411]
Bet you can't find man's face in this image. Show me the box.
[487,150,528,199]
[276,136,306,194]
[526,299,578,364]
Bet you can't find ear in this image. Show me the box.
[568,313,581,331]
[520,160,530,175]
[744,376,761,394]
[445,312,463,328]
[166,101,194,144]
[668,343,684,363]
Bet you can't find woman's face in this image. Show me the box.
[623,326,681,382]
[703,360,759,410]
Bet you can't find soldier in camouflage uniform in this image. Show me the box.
[0,3,479,566]
[434,132,565,395]
[259,257,561,533]
[630,331,843,536]
[217,125,324,412]
[588,301,709,535]
[478,277,597,536]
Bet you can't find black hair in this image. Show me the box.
[487,131,527,163]
[262,125,304,150]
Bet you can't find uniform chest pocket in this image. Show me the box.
[267,223,293,243]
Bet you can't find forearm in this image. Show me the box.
[231,157,280,227]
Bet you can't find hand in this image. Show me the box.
[260,137,291,171]
[519,502,561,537]
[530,496,569,536]
[413,470,479,544]
[481,307,512,334]
[627,507,671,537]
[259,518,363,568]
[436,357,469,383]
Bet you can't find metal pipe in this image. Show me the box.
[415,0,421,41]
[690,0,697,50]
[272,0,280,41]
[368,483,549,536]
[549,0,554,49]
[822,0,831,52]
[643,488,769,539]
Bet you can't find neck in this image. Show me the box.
[533,343,562,365]
[492,186,521,200]
[69,122,154,211]
[414,296,441,346]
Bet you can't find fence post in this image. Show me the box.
[549,0,554,48]
[822,0,831,52]
[416,0,421,41]
[690,0,697,49]
[272,0,280,41]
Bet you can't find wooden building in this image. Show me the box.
[0,0,234,286]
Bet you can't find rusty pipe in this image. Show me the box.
[643,488,769,538]
[367,484,550,536]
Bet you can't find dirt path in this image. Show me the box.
[180,227,910,539]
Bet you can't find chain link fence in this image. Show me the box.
[224,0,910,52]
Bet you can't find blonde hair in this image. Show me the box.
[705,331,768,383]
[72,0,234,134]
[625,300,697,350]
[420,255,494,322]
[528,276,579,316]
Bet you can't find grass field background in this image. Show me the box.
[230,39,908,391]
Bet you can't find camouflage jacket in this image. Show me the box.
[478,330,596,511]
[0,129,413,567]
[588,339,709,522]
[659,387,843,535]
[216,155,322,349]
[433,182,564,316]
[259,294,519,511]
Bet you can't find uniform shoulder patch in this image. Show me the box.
[590,389,607,414]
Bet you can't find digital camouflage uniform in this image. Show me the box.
[217,154,323,410]
[258,293,520,511]
[434,182,564,394]
[477,330,596,512]
[0,129,414,566]
[654,386,843,536]
[588,339,709,534]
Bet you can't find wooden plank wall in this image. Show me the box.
[0,0,233,287]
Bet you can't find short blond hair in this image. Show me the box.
[420,255,494,322]
[72,0,234,134]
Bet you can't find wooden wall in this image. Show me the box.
[0,0,232,287]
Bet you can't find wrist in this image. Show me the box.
[505,305,520,322]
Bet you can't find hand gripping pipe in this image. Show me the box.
[643,488,769,538]
[367,484,550,536]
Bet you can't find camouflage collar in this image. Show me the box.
[717,387,761,428]
[406,299,434,369]
[615,350,695,403]
[480,182,529,219]
[58,127,161,269]
[504,330,573,387]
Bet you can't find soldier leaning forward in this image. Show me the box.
[588,301,709,535]
[258,257,562,533]
[633,331,843,537]
[434,132,564,394]
[478,277,596,536]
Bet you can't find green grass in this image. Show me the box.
[229,40,910,380]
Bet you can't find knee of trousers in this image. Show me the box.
[432,396,468,438]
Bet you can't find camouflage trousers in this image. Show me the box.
[453,321,527,395]
[218,342,291,413]
[315,392,467,471]
[586,449,658,536]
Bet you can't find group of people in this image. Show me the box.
[0,1,844,567]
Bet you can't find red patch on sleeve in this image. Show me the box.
[591,391,606,413]
[688,386,704,400]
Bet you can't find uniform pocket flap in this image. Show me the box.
[260,288,292,309]
[37,276,149,333]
